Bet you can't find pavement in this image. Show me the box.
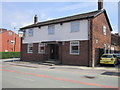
[1,58,120,77]
[1,58,119,70]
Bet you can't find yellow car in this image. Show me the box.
[100,54,117,65]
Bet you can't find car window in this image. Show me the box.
[116,55,120,58]
[102,55,113,58]
[114,54,120,58]
[113,55,117,58]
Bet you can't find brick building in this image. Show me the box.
[20,1,113,67]
[111,33,120,53]
[0,28,21,52]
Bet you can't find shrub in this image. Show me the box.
[0,52,20,59]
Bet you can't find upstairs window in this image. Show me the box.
[10,40,15,44]
[103,26,107,35]
[8,32,12,35]
[70,41,79,55]
[48,25,55,35]
[38,43,45,54]
[27,43,33,53]
[71,21,80,32]
[28,29,33,36]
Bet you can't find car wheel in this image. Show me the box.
[100,64,103,66]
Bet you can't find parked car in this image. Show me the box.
[113,53,120,58]
[100,54,117,65]
[113,53,120,65]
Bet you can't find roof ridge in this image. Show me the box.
[20,9,105,30]
[37,9,104,24]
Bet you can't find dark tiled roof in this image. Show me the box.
[20,9,112,31]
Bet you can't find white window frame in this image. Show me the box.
[71,21,80,32]
[38,43,45,54]
[8,32,12,35]
[48,25,55,35]
[70,41,79,55]
[103,26,107,35]
[27,43,33,53]
[28,29,33,37]
[10,40,15,44]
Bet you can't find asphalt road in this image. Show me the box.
[0,60,119,88]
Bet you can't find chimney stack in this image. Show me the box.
[98,0,103,10]
[34,15,38,24]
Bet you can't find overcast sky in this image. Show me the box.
[1,1,118,34]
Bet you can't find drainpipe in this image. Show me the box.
[88,19,90,67]
[60,42,62,64]
[88,18,94,67]
[88,19,92,67]
[20,37,22,61]
[90,19,95,68]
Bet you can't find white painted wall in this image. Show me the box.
[23,20,89,43]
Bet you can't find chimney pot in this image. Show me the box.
[98,0,103,10]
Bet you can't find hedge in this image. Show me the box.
[0,52,20,59]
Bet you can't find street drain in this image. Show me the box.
[50,67,55,69]
[84,75,96,79]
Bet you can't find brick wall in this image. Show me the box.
[0,30,21,52]
[21,40,89,66]
[111,34,120,52]
[91,13,111,66]
[62,41,89,66]
[21,43,50,62]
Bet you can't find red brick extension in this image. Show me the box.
[0,29,21,52]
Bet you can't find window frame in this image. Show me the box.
[28,29,33,37]
[8,32,12,35]
[10,40,15,44]
[103,26,107,35]
[38,43,45,54]
[27,43,33,53]
[70,41,80,55]
[48,25,55,35]
[71,21,80,32]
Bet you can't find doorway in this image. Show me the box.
[50,44,59,60]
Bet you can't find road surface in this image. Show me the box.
[0,59,119,88]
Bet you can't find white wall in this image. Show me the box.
[23,20,89,43]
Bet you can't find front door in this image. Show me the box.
[50,44,59,60]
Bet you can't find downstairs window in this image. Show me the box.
[70,41,79,55]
